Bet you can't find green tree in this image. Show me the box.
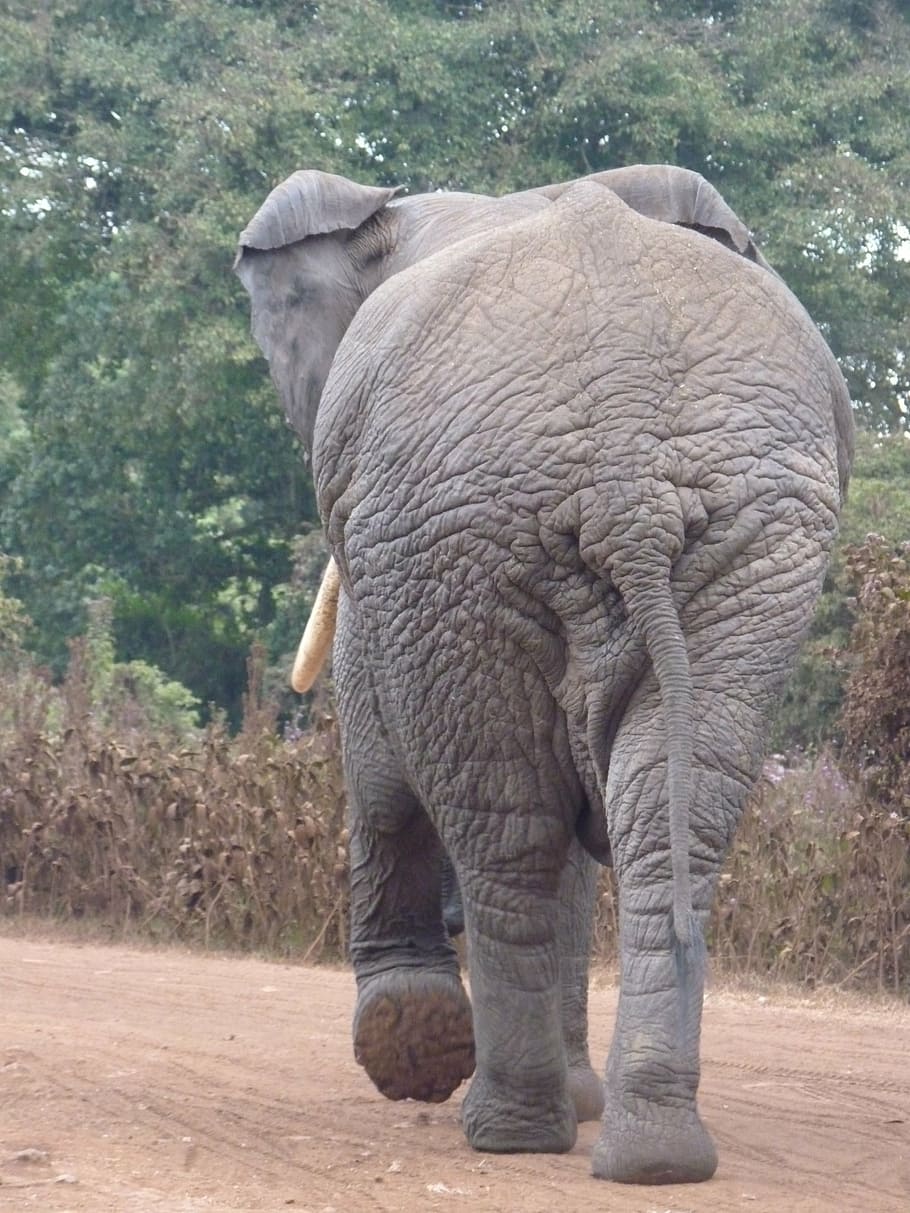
[1,1,908,722]
[309,1,910,427]
[0,553,30,661]
[1,0,320,717]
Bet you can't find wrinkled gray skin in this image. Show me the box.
[236,166,852,1183]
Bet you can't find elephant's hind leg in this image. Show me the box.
[456,816,579,1155]
[435,834,604,1121]
[559,837,605,1122]
[592,516,831,1183]
[591,676,726,1185]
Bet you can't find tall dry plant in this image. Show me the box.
[710,756,908,992]
[839,536,910,810]
[2,603,908,992]
[1,643,349,958]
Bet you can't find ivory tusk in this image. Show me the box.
[291,557,341,693]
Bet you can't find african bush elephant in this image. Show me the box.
[235,166,852,1183]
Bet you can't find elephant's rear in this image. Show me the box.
[314,178,852,810]
[315,177,853,986]
[312,174,852,1180]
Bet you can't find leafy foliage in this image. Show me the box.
[0,553,30,660]
[0,0,908,721]
[1,0,319,717]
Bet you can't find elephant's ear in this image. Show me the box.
[591,165,769,267]
[235,170,400,260]
[538,166,771,268]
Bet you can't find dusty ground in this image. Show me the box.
[1,933,908,1213]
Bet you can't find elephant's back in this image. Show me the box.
[317,181,849,551]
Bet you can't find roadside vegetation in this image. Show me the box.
[2,531,908,991]
[1,2,908,990]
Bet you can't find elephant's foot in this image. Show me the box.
[460,1071,577,1154]
[568,1062,605,1122]
[353,969,475,1103]
[591,1104,717,1184]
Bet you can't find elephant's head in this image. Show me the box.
[234,172,402,452]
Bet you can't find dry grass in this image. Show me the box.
[1,650,907,992]
[708,756,909,993]
[1,650,349,960]
[592,753,909,995]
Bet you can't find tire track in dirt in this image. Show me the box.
[708,1055,910,1097]
[2,933,908,1213]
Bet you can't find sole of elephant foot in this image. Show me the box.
[568,1063,605,1122]
[460,1074,577,1154]
[591,1113,717,1184]
[353,970,475,1103]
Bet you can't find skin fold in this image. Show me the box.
[236,167,852,1183]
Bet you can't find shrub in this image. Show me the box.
[1,633,348,958]
[2,581,908,992]
[838,535,910,811]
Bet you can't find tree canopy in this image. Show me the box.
[1,0,908,721]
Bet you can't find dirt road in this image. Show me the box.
[1,933,908,1212]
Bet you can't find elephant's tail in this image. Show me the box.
[622,574,700,952]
